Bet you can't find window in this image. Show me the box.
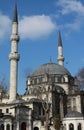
[0,109,2,113]
[12,124,14,130]
[57,76,61,82]
[61,77,65,82]
[38,77,42,83]
[6,109,9,113]
[42,108,45,115]
[73,98,76,104]
[73,98,76,111]
[50,76,55,82]
[55,77,58,82]
[7,124,10,130]
[39,107,45,116]
[37,78,39,84]
[42,77,45,82]
[1,124,4,130]
[68,99,71,106]
[67,99,71,111]
[78,123,81,130]
[34,78,37,84]
[69,123,74,130]
[39,107,41,115]
[21,122,26,130]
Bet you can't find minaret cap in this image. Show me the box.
[58,31,62,47]
[13,4,18,23]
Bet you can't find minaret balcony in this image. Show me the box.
[10,34,19,42]
[9,52,20,61]
[58,56,64,61]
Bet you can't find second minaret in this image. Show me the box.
[57,31,64,66]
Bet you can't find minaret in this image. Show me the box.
[9,4,20,101]
[57,31,64,66]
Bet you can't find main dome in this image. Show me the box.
[32,63,71,76]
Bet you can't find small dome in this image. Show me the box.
[29,98,41,103]
[65,111,83,118]
[32,63,71,76]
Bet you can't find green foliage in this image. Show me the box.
[53,117,60,130]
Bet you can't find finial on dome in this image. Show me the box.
[50,57,52,63]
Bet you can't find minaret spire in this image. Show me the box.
[57,31,64,66]
[9,4,20,101]
[13,3,18,23]
[58,31,62,47]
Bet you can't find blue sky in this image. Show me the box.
[0,0,84,94]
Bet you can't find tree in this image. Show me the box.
[34,86,51,130]
[53,117,60,130]
[0,76,9,97]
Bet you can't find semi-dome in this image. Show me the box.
[32,63,71,76]
[65,111,83,118]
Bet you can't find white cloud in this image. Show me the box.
[65,19,81,30]
[19,15,56,40]
[0,12,11,40]
[57,0,84,15]
[0,12,56,41]
[55,0,84,32]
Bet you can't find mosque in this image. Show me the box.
[0,4,84,130]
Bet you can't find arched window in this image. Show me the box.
[78,123,81,130]
[61,77,65,83]
[34,78,37,84]
[7,124,10,130]
[21,122,26,130]
[57,77,61,83]
[1,124,4,130]
[55,77,58,82]
[69,123,74,130]
[34,127,39,130]
[51,76,55,82]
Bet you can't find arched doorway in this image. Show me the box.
[69,123,74,130]
[21,122,26,130]
[34,127,39,130]
[7,124,10,130]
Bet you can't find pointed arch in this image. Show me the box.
[1,124,4,130]
[7,124,10,130]
[78,123,81,130]
[69,123,74,130]
[12,124,14,130]
[21,122,26,130]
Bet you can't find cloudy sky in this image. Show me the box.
[0,0,84,94]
